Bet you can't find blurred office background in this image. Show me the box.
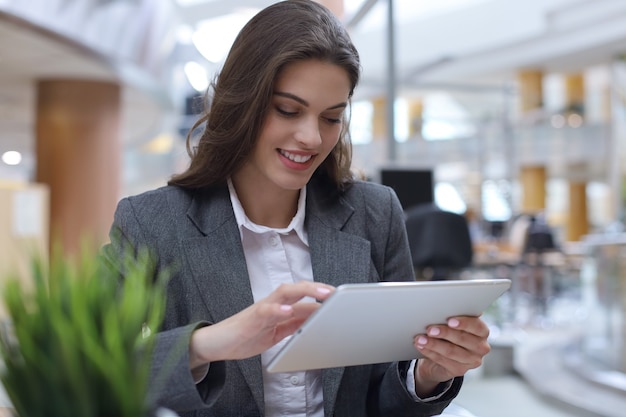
[2,0,626,416]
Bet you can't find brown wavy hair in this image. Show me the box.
[168,0,361,191]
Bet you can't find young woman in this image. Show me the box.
[102,1,491,416]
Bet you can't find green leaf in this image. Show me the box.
[0,243,169,417]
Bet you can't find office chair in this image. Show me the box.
[404,204,474,281]
[519,214,560,316]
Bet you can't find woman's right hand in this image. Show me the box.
[188,281,335,371]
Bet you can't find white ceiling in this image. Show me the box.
[0,8,172,182]
[1,0,626,186]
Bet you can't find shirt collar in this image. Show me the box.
[227,178,308,245]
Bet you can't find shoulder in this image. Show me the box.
[348,179,394,196]
[123,185,191,205]
[116,185,195,221]
[341,179,399,209]
[338,181,409,252]
[122,185,190,207]
[308,178,399,213]
[322,180,404,229]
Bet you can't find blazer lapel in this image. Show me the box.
[181,187,265,413]
[306,185,371,288]
[306,183,372,417]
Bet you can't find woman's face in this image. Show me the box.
[236,59,351,194]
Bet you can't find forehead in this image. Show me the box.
[274,59,351,105]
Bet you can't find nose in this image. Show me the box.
[294,117,322,148]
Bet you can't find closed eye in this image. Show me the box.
[276,107,297,117]
[323,112,344,124]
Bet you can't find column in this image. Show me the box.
[517,69,544,114]
[371,96,387,142]
[520,165,546,214]
[564,73,585,115]
[564,74,589,241]
[567,180,589,241]
[35,79,121,255]
[407,98,424,139]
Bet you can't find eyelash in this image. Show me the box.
[276,108,297,117]
[276,107,342,124]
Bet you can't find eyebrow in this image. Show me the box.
[273,91,347,110]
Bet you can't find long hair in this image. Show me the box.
[168,0,361,191]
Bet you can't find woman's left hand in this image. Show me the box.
[412,315,491,396]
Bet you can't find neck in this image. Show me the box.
[231,179,300,228]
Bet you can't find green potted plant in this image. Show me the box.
[0,246,173,417]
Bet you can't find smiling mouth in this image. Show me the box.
[279,150,313,163]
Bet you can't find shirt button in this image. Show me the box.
[290,375,299,385]
[269,236,279,246]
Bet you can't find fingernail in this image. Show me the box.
[428,327,440,336]
[280,305,292,312]
[316,287,331,294]
[417,336,428,346]
[448,318,460,328]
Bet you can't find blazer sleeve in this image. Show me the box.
[101,195,226,412]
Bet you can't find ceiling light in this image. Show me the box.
[2,151,22,166]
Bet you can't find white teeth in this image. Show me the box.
[281,150,312,163]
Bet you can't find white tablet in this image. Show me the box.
[266,278,511,373]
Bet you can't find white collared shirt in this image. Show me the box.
[226,179,444,416]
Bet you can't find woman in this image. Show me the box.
[102,1,491,416]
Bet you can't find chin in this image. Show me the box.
[275,175,312,191]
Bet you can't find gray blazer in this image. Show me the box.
[102,179,462,417]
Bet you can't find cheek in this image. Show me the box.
[256,117,282,148]
[259,116,280,137]
[321,125,342,150]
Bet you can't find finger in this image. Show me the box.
[445,316,490,338]
[290,301,322,319]
[269,281,335,305]
[417,333,487,364]
[273,316,310,340]
[266,302,322,341]
[416,326,489,371]
[414,328,490,366]
[422,324,491,358]
[253,300,321,334]
[249,301,296,328]
[418,346,480,378]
